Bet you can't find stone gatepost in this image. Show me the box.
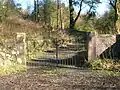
[16,33,26,65]
[87,32,96,61]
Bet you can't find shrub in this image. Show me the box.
[90,59,120,71]
[90,59,104,70]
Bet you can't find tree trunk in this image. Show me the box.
[116,0,120,33]
[69,0,84,29]
[69,0,74,28]
[56,0,60,28]
[34,0,37,21]
[60,1,63,29]
[36,0,39,22]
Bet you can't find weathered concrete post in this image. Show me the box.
[87,32,96,61]
[16,33,26,65]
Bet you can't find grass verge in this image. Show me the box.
[93,69,120,76]
[0,63,26,76]
[90,59,120,76]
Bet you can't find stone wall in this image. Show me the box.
[96,35,116,57]
[88,34,117,60]
[0,33,26,66]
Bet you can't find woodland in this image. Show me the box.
[0,0,120,89]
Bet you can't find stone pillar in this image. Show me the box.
[16,33,26,65]
[87,32,96,61]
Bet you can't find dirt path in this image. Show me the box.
[0,68,120,90]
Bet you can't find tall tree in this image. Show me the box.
[94,10,116,34]
[69,0,100,29]
[0,0,17,22]
[69,0,74,28]
[43,0,50,24]
[108,0,118,33]
[30,0,69,29]
[59,1,63,29]
[56,0,59,28]
[109,0,118,22]
[33,0,39,22]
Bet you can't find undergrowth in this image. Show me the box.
[90,59,120,76]
[0,63,26,76]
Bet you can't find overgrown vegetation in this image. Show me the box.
[0,0,119,76]
[90,59,120,76]
[0,63,26,76]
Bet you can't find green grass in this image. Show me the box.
[93,70,120,76]
[0,63,26,76]
[90,59,120,76]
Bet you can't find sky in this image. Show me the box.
[14,0,110,16]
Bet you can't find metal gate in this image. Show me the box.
[27,29,89,67]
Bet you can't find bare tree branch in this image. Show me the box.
[73,0,84,27]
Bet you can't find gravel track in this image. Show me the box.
[0,68,120,90]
